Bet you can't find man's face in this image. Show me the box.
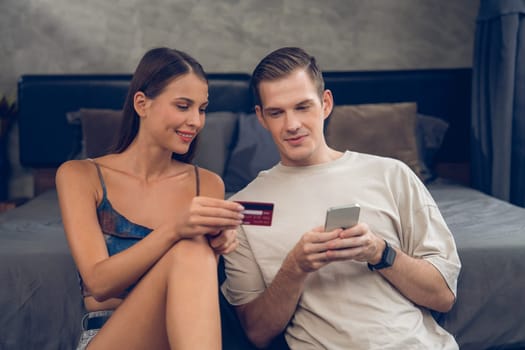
[255,69,333,167]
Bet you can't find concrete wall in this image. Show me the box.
[1,0,479,198]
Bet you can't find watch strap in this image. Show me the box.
[367,240,396,271]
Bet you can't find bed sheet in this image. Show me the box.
[429,182,525,350]
[1,185,524,349]
[0,190,83,350]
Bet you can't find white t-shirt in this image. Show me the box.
[222,151,461,350]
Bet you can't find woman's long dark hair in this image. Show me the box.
[113,47,207,163]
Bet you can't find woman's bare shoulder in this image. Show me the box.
[55,159,101,191]
[57,154,118,179]
[196,166,225,198]
[57,159,94,177]
[196,166,222,181]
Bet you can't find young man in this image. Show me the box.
[221,47,461,349]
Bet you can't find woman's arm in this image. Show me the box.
[198,168,241,255]
[56,160,182,301]
[56,161,243,301]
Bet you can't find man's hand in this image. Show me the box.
[208,229,239,255]
[324,222,385,264]
[286,226,342,274]
[286,223,385,275]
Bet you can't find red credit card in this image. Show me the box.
[235,201,274,226]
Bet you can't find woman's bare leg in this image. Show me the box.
[87,238,220,350]
[166,239,221,349]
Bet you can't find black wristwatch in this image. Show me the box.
[367,240,396,271]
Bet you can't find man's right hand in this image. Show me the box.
[285,226,343,274]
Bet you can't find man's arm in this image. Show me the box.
[235,256,306,348]
[234,227,342,348]
[375,245,456,312]
[330,222,456,312]
[364,241,455,312]
[232,222,456,348]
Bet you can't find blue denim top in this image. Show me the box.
[79,160,200,297]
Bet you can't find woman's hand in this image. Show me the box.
[174,197,244,241]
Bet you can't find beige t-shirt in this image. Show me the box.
[222,151,461,349]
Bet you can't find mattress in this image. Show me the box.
[0,190,83,350]
[429,181,525,349]
[0,184,524,349]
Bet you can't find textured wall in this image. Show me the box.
[1,0,479,198]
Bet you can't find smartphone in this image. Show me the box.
[324,204,360,231]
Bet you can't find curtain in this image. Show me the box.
[471,0,525,207]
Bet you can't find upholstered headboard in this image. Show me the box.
[17,68,472,193]
[323,68,472,165]
[17,73,253,168]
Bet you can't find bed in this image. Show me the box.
[1,69,524,350]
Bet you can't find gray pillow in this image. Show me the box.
[193,112,239,177]
[66,108,122,158]
[325,102,424,180]
[67,109,239,175]
[223,113,280,193]
[416,114,450,182]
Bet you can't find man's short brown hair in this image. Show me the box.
[250,47,325,106]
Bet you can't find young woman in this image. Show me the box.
[56,47,244,350]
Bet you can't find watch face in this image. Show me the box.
[368,240,396,270]
[384,243,396,266]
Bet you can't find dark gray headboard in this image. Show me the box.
[17,73,252,168]
[323,68,472,164]
[18,69,471,169]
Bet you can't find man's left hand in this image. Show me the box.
[324,222,385,264]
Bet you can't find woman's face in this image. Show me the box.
[137,72,208,155]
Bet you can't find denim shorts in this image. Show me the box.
[76,310,113,350]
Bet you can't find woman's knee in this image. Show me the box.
[163,238,217,272]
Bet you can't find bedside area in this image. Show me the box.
[0,197,29,213]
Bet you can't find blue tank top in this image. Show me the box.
[79,160,200,297]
